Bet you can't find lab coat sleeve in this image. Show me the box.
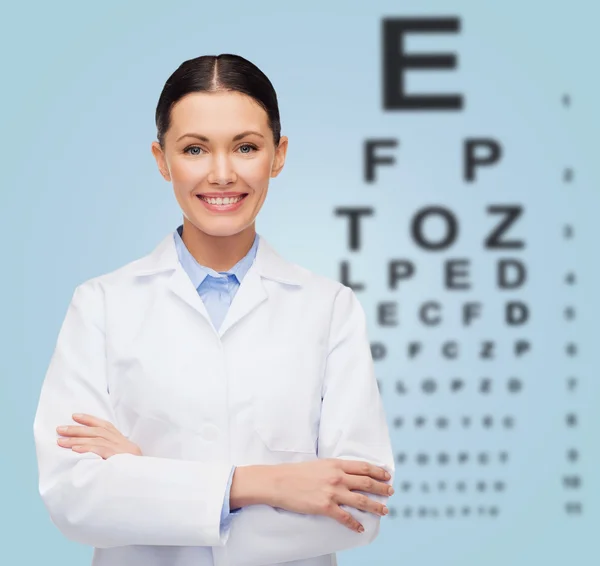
[213,284,395,566]
[33,281,234,549]
[221,465,242,528]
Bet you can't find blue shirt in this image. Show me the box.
[173,225,259,534]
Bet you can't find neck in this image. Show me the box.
[180,219,256,272]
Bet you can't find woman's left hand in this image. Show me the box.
[56,413,142,459]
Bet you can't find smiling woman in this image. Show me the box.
[33,53,394,566]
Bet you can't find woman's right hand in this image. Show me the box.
[267,459,394,533]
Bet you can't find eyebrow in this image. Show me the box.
[176,130,265,142]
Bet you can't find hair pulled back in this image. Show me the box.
[155,54,281,149]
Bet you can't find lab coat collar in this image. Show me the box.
[133,232,304,337]
[133,231,304,287]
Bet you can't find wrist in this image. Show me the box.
[230,464,282,508]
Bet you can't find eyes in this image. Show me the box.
[183,143,258,156]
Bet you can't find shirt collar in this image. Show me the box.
[173,225,259,289]
[133,228,304,287]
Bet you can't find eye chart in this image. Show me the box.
[328,13,599,566]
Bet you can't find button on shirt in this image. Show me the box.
[173,225,259,533]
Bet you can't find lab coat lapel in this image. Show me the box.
[217,265,266,338]
[134,232,304,338]
[166,265,213,325]
[133,233,214,327]
[218,235,304,338]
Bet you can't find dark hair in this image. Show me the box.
[155,54,281,149]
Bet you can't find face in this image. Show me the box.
[151,90,288,238]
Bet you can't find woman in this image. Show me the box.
[33,53,395,566]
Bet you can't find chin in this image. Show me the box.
[186,215,253,239]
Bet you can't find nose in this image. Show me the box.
[207,154,236,185]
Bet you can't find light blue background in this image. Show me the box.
[2,1,599,564]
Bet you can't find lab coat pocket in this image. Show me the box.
[249,348,322,455]
[252,392,318,454]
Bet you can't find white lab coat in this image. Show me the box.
[33,232,395,566]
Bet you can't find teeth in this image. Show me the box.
[199,195,244,205]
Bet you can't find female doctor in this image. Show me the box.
[33,54,395,566]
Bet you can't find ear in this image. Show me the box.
[270,136,288,178]
[151,141,172,182]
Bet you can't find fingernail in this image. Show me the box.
[73,413,83,419]
[385,472,391,480]
[358,526,364,533]
[382,507,389,515]
[388,487,395,495]
[57,426,68,433]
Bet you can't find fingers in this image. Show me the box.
[56,413,143,459]
[337,489,389,517]
[325,459,393,518]
[57,436,110,448]
[72,413,118,431]
[57,436,115,459]
[329,506,365,533]
[56,425,112,439]
[346,474,394,498]
[56,413,120,439]
[339,460,390,482]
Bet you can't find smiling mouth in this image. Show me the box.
[197,194,248,205]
